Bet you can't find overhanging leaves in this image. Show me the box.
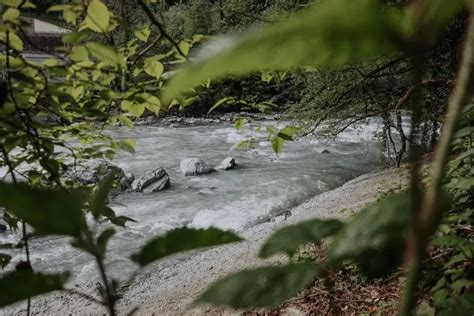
[131,227,243,266]
[164,0,402,101]
[0,182,87,237]
[197,263,319,308]
[329,191,411,278]
[0,271,66,308]
[260,219,344,258]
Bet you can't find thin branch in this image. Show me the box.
[136,0,188,60]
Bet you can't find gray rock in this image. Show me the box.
[216,157,237,171]
[131,168,170,193]
[121,172,135,190]
[180,158,215,176]
[71,160,125,185]
[321,149,331,154]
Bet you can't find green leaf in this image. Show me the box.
[69,46,89,62]
[131,227,243,266]
[118,114,134,128]
[0,254,11,269]
[328,191,411,278]
[144,61,164,79]
[271,137,284,154]
[119,138,136,154]
[0,271,66,307]
[260,219,344,258]
[97,228,115,258]
[90,172,115,220]
[2,8,20,23]
[234,118,245,130]
[0,31,23,51]
[85,42,125,68]
[277,126,300,141]
[134,26,150,42]
[163,0,401,101]
[198,263,318,308]
[208,97,235,113]
[127,103,145,117]
[83,0,110,33]
[0,182,87,237]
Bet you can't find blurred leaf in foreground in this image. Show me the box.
[198,263,319,308]
[131,227,243,266]
[164,0,402,101]
[0,271,66,307]
[260,219,344,258]
[0,182,87,237]
[329,191,411,278]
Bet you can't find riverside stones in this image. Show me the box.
[180,158,215,176]
[216,157,237,171]
[131,168,170,193]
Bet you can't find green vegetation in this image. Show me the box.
[0,0,473,315]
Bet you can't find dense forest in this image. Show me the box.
[0,0,473,315]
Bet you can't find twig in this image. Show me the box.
[136,0,188,60]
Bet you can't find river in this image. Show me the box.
[1,120,386,285]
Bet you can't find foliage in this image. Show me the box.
[0,0,473,315]
[162,0,473,314]
[0,0,243,314]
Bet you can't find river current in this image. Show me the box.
[1,120,387,284]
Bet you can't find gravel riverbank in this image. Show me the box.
[9,166,409,315]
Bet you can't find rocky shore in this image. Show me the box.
[16,165,409,315]
[132,112,283,127]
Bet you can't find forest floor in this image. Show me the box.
[19,165,410,315]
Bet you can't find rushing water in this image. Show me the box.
[1,120,386,284]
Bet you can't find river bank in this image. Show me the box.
[16,165,409,315]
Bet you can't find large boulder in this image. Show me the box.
[180,158,215,176]
[131,168,170,193]
[71,160,126,185]
[216,157,237,171]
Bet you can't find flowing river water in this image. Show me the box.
[1,120,389,286]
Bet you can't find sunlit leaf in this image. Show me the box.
[234,118,245,130]
[198,263,319,308]
[144,61,164,79]
[86,42,125,68]
[271,137,284,154]
[83,0,110,33]
[0,271,66,307]
[119,138,136,154]
[131,227,243,266]
[260,219,344,258]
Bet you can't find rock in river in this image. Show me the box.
[216,157,237,171]
[132,168,171,193]
[180,158,215,176]
[72,160,126,185]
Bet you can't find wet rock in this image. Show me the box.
[0,223,6,233]
[131,168,170,193]
[71,160,126,185]
[180,158,215,176]
[321,149,331,154]
[121,172,135,190]
[216,157,237,171]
